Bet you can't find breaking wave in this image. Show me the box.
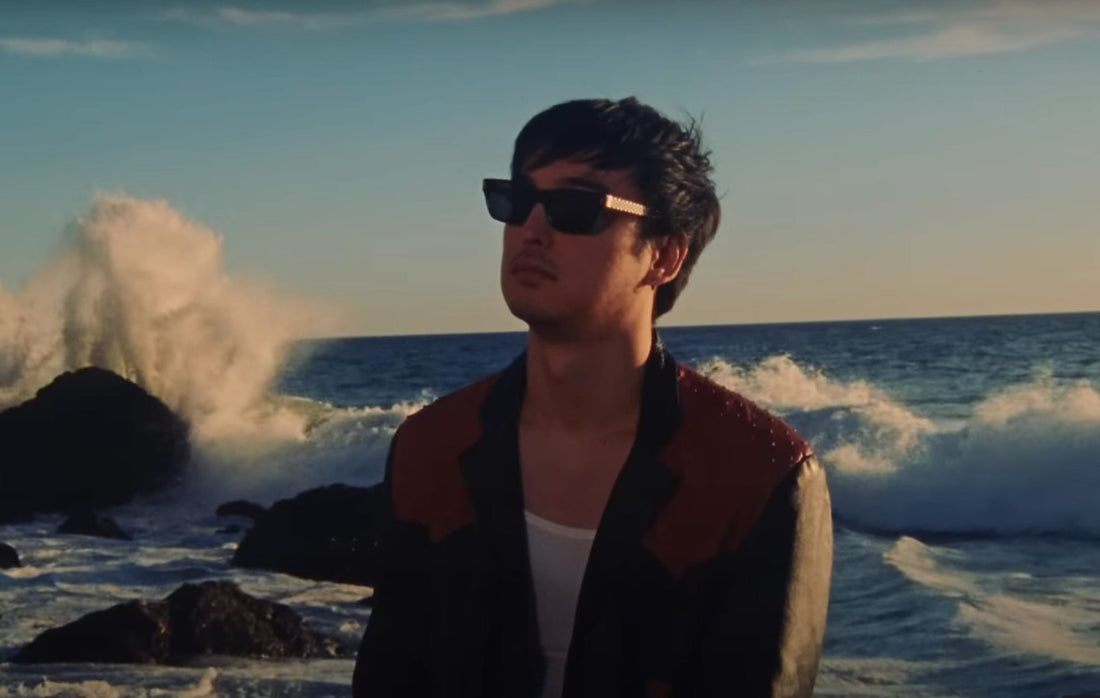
[699,356,1100,539]
[0,194,345,445]
[885,536,1100,664]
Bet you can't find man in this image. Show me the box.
[353,97,833,697]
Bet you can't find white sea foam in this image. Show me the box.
[815,656,956,697]
[0,680,125,698]
[699,356,1100,538]
[831,378,1100,537]
[698,354,886,411]
[0,195,345,444]
[0,661,353,698]
[885,537,1100,665]
[149,668,216,698]
[0,567,47,581]
[182,397,429,504]
[883,537,973,597]
[698,355,935,475]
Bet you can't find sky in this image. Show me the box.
[1,0,1098,336]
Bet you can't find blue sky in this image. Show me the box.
[1,0,1098,335]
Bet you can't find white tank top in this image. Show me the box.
[524,509,597,698]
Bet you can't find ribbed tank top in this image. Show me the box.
[524,510,597,698]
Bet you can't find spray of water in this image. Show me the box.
[0,194,345,445]
[698,355,935,473]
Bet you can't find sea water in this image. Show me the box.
[1,198,1098,696]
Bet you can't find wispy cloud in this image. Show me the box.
[779,23,1081,63]
[848,10,960,27]
[379,0,569,22]
[0,37,146,59]
[161,6,349,30]
[766,0,1100,63]
[163,0,579,30]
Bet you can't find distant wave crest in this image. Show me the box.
[699,356,1100,539]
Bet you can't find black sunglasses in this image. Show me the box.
[482,178,648,235]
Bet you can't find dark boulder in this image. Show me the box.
[14,600,170,664]
[0,367,190,519]
[58,511,132,540]
[0,542,20,569]
[165,581,329,658]
[14,580,333,664]
[216,499,266,521]
[233,484,383,586]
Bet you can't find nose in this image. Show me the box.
[515,202,553,245]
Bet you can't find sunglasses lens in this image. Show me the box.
[485,189,514,224]
[483,179,617,235]
[545,190,605,235]
[484,180,535,225]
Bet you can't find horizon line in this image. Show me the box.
[301,308,1100,342]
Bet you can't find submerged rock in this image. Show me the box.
[233,483,383,586]
[14,580,334,664]
[58,511,132,540]
[0,542,20,569]
[0,367,190,519]
[216,499,267,521]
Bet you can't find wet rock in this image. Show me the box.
[0,367,190,519]
[58,511,132,540]
[0,542,20,569]
[14,580,333,664]
[14,600,170,664]
[215,499,266,521]
[165,581,330,658]
[233,483,383,586]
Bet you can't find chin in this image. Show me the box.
[501,288,567,325]
[504,300,595,343]
[503,296,556,326]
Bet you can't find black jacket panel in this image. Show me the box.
[353,343,833,698]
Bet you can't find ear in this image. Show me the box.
[643,234,689,288]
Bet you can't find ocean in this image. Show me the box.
[2,312,1100,697]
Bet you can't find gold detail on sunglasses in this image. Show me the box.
[604,194,647,217]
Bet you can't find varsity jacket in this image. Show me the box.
[353,342,833,697]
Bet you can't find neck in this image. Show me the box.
[522,321,654,431]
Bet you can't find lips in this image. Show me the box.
[510,256,557,280]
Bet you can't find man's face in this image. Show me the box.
[499,158,655,338]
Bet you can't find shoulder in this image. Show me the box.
[395,372,498,449]
[388,373,499,534]
[645,364,816,575]
[667,364,812,476]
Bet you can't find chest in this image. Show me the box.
[517,423,636,529]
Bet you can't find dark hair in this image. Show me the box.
[510,97,720,318]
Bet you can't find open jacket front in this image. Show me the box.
[353,342,833,698]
